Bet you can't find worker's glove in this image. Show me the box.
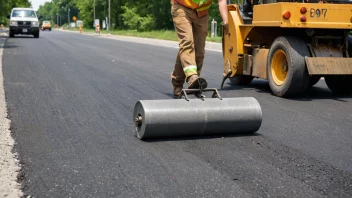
[222,22,229,36]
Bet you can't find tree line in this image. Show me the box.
[36,0,226,31]
[0,0,32,25]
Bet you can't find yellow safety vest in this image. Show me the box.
[173,0,212,17]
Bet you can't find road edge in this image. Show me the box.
[0,31,23,198]
[57,29,223,53]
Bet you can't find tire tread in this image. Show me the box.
[267,36,310,97]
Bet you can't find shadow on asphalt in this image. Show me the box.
[161,92,176,99]
[0,35,8,40]
[293,86,352,102]
[0,31,32,49]
[141,132,262,143]
[0,29,35,40]
[220,79,352,102]
[0,35,19,49]
[220,79,272,94]
[1,44,18,49]
[5,35,35,39]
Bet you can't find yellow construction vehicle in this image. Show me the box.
[221,0,352,97]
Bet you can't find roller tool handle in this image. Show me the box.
[177,88,222,101]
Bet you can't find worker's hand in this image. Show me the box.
[222,23,229,36]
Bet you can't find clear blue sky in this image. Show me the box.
[30,0,51,11]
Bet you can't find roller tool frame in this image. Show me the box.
[177,88,223,101]
[177,77,222,101]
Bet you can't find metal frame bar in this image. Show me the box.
[178,88,223,101]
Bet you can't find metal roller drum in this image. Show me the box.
[133,96,262,140]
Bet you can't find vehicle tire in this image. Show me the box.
[34,32,39,38]
[9,31,14,38]
[267,36,310,97]
[324,35,352,95]
[229,75,254,85]
[325,75,352,94]
[348,35,352,56]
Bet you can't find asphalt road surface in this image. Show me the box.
[3,30,352,198]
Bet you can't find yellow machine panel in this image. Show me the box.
[252,3,352,29]
[221,2,352,97]
[305,57,352,74]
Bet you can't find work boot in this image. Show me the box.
[187,75,208,89]
[173,85,183,98]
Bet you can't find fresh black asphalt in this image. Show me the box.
[2,30,352,197]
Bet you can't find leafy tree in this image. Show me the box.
[0,0,32,25]
[33,0,225,31]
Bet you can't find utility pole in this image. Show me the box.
[108,0,110,32]
[93,0,95,27]
[68,7,70,29]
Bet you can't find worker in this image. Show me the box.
[170,0,229,98]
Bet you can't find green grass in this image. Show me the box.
[64,27,222,43]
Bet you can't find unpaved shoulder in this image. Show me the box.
[0,31,23,198]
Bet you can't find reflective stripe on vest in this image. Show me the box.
[196,3,212,12]
[184,0,193,7]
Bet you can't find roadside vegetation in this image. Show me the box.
[36,0,225,43]
[0,0,32,26]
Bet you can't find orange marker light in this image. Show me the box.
[300,7,307,14]
[283,10,291,20]
[300,15,307,22]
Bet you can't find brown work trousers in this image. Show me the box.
[170,3,209,87]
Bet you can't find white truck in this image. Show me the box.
[7,7,42,38]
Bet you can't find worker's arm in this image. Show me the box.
[218,0,228,25]
[218,0,229,35]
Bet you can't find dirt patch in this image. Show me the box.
[0,32,23,197]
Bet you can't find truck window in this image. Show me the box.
[12,10,37,18]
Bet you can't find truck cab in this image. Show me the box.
[41,21,52,31]
[7,8,42,38]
